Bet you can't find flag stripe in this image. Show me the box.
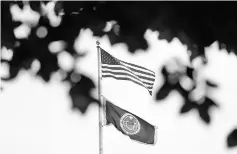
[102,70,153,87]
[119,61,156,77]
[102,64,155,82]
[119,59,155,75]
[102,72,154,89]
[102,74,152,93]
[102,66,145,86]
[103,69,154,86]
[102,74,144,88]
[102,67,155,85]
[102,64,152,86]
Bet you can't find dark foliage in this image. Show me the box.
[227,128,237,148]
[1,1,237,148]
[156,64,219,124]
[69,75,98,114]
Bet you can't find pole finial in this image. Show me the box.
[96,40,100,46]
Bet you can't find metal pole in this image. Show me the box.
[96,40,103,154]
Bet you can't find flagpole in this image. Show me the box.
[96,40,103,154]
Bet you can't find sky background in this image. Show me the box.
[1,2,237,154]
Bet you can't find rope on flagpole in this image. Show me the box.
[96,40,103,154]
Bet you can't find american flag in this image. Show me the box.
[100,48,156,95]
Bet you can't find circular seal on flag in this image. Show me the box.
[120,113,140,135]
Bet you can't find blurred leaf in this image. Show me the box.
[196,97,219,124]
[180,103,194,114]
[69,75,98,113]
[54,1,64,16]
[206,80,218,88]
[176,83,196,114]
[1,2,21,49]
[62,70,81,85]
[156,66,177,101]
[227,128,237,148]
[14,1,24,9]
[29,1,41,13]
[179,91,196,114]
[186,67,194,80]
[156,82,173,101]
[198,108,211,124]
[175,80,218,124]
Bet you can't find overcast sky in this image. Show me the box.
[1,2,237,154]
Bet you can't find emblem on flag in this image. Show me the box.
[120,113,141,135]
[103,96,157,145]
